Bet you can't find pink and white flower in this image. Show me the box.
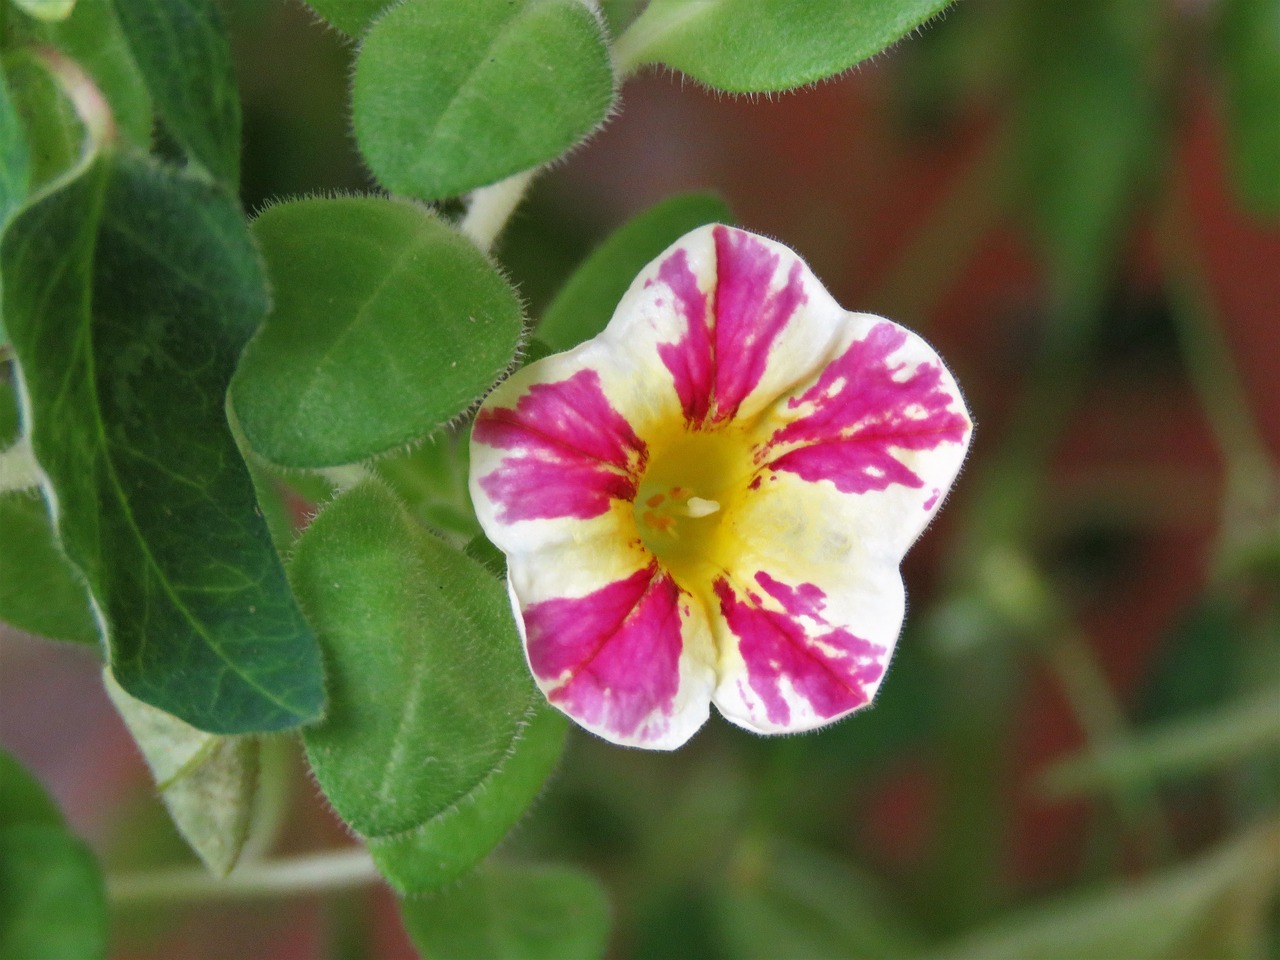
[470,225,972,750]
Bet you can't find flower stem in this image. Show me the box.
[0,437,41,493]
[459,169,538,252]
[108,848,381,905]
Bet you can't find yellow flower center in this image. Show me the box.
[633,426,758,593]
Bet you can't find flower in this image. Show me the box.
[469,225,972,750]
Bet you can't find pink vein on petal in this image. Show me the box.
[525,564,685,743]
[762,322,968,495]
[656,226,807,428]
[715,573,884,727]
[475,369,647,522]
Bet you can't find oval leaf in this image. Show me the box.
[291,481,566,891]
[353,0,615,200]
[538,192,733,352]
[399,862,611,960]
[617,0,954,92]
[2,149,325,734]
[232,196,524,469]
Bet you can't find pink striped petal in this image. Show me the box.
[711,572,890,733]
[473,367,647,524]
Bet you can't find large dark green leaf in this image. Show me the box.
[3,147,324,733]
[399,862,611,960]
[291,481,566,893]
[353,0,615,201]
[0,51,82,208]
[615,0,954,92]
[109,0,239,187]
[36,0,153,148]
[232,196,524,468]
[0,68,30,231]
[1219,0,1280,217]
[538,192,733,352]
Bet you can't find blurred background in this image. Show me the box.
[2,0,1278,956]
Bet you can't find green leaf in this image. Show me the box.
[0,68,31,231]
[232,196,523,469]
[301,0,392,39]
[713,840,925,960]
[1014,1,1163,312]
[399,862,611,960]
[538,192,733,352]
[37,0,153,148]
[1219,0,1280,217]
[0,491,99,644]
[0,749,62,829]
[109,0,239,187]
[367,702,566,892]
[104,670,259,876]
[0,751,107,960]
[615,0,954,92]
[3,148,325,733]
[1041,685,1280,798]
[11,0,77,23]
[0,826,107,960]
[919,825,1280,960]
[353,0,615,201]
[291,481,566,892]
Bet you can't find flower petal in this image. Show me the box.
[708,476,905,733]
[510,553,717,750]
[596,224,856,430]
[751,314,972,556]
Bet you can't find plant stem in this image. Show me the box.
[459,169,537,252]
[108,848,381,905]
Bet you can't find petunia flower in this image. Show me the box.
[470,225,972,750]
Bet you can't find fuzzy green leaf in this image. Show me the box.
[353,0,615,200]
[400,862,611,960]
[291,481,566,893]
[109,0,239,187]
[538,193,733,352]
[302,0,391,38]
[367,702,566,892]
[616,0,953,92]
[104,671,259,876]
[1219,0,1280,217]
[232,196,523,469]
[3,148,324,733]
